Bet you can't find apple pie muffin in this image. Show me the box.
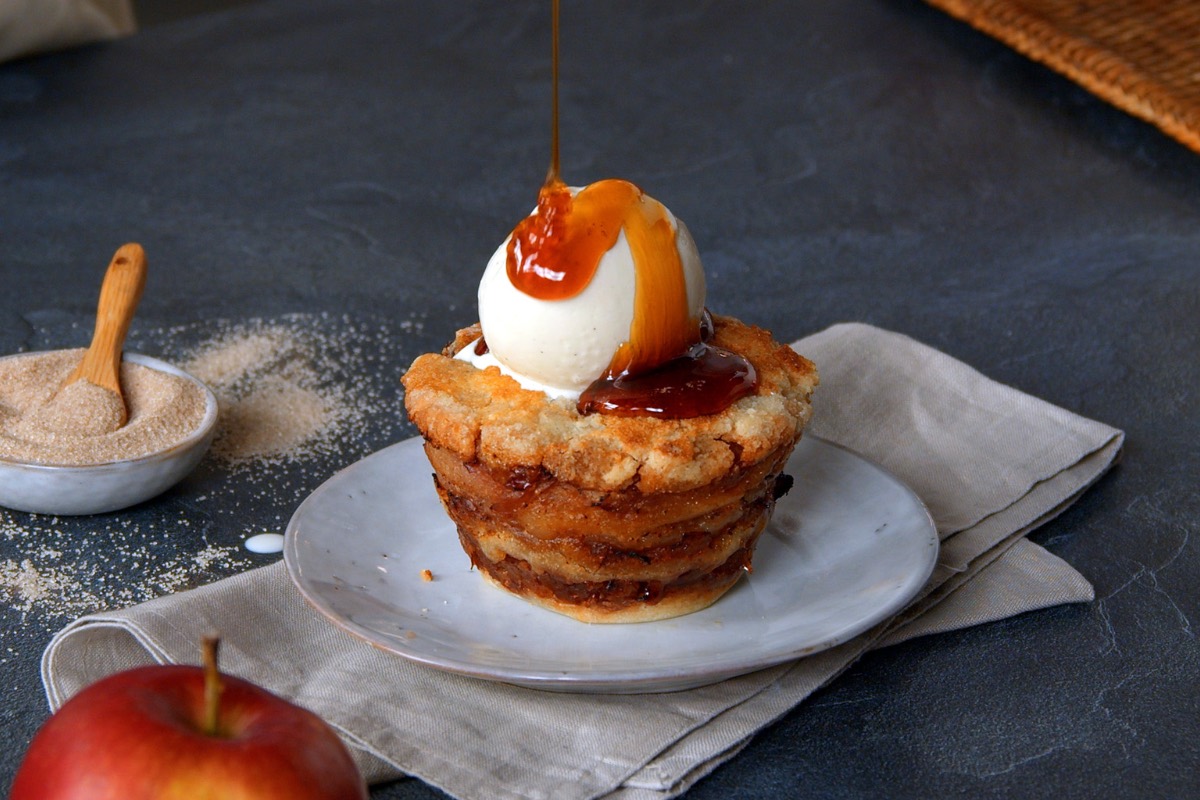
[403,311,817,623]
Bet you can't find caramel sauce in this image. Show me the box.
[497,0,757,418]
[577,308,755,417]
[577,341,757,418]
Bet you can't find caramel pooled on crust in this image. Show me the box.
[401,315,818,623]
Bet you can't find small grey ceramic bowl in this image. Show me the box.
[0,352,218,516]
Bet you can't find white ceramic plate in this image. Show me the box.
[285,436,937,693]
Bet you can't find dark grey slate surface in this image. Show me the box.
[1,0,1197,797]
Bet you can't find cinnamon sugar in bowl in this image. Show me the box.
[0,351,218,515]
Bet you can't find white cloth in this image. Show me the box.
[0,0,134,62]
[40,323,1124,800]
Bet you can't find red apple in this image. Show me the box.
[11,638,367,800]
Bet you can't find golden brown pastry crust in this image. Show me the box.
[402,315,818,495]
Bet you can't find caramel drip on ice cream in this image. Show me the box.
[506,177,698,380]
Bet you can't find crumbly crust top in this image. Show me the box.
[402,315,818,494]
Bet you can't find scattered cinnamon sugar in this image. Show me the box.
[182,327,346,465]
[181,329,287,389]
[213,376,331,462]
[0,533,241,622]
[421,569,433,582]
[0,350,208,466]
[0,558,93,616]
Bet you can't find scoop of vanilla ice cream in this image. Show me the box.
[458,193,705,399]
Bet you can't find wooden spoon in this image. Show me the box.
[58,243,148,428]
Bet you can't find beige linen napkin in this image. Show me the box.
[0,0,135,62]
[39,323,1123,800]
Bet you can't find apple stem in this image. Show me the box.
[202,634,223,736]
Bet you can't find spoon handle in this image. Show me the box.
[65,243,147,396]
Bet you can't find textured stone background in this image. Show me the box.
[1,1,1197,797]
